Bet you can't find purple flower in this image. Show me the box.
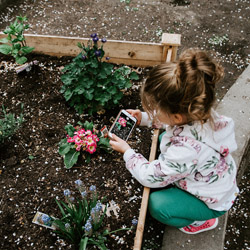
[132,218,138,226]
[101,38,107,43]
[91,33,97,38]
[63,189,71,196]
[81,55,86,60]
[95,50,101,57]
[105,56,110,60]
[89,185,96,192]
[75,179,83,186]
[93,37,99,43]
[81,191,87,198]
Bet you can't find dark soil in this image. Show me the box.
[0,53,166,249]
[0,0,249,249]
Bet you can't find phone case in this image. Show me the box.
[109,110,137,141]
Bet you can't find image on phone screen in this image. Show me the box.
[110,111,136,141]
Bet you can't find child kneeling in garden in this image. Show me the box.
[109,49,239,234]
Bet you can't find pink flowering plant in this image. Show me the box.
[59,121,110,169]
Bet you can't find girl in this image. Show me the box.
[109,49,239,234]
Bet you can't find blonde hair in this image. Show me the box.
[141,49,224,123]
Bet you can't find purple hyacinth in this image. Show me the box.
[101,38,107,43]
[75,179,83,186]
[63,189,71,197]
[94,50,101,57]
[89,185,96,192]
[93,37,99,43]
[132,218,138,226]
[91,33,97,38]
[105,56,110,60]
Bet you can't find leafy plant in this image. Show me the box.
[59,121,111,169]
[208,34,229,46]
[0,16,34,65]
[0,104,24,143]
[50,181,137,250]
[60,33,139,115]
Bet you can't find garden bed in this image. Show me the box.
[0,52,167,249]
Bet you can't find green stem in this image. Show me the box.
[79,237,88,250]
[106,227,132,235]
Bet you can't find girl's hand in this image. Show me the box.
[126,109,142,125]
[109,134,131,154]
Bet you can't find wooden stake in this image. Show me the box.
[133,129,160,250]
[133,47,175,250]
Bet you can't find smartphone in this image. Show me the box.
[109,110,137,141]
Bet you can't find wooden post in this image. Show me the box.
[133,129,160,250]
[133,45,177,250]
[161,33,181,62]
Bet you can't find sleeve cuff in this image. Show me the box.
[140,112,152,127]
[123,148,136,162]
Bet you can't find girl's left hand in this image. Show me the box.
[109,133,131,154]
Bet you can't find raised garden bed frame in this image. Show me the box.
[0,32,181,249]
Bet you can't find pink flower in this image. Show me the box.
[87,145,96,154]
[178,180,187,190]
[85,135,96,146]
[215,157,229,178]
[92,134,99,142]
[76,145,81,151]
[118,117,127,127]
[160,173,189,186]
[85,130,92,136]
[67,136,74,143]
[220,146,229,157]
[74,136,82,145]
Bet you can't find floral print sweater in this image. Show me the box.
[123,110,239,211]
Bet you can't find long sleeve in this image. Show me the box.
[123,143,197,188]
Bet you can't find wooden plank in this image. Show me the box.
[133,47,174,250]
[133,129,160,250]
[0,32,181,67]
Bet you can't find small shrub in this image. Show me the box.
[60,33,139,115]
[0,105,24,143]
[59,121,111,169]
[0,16,34,65]
[48,181,137,249]
[208,34,229,46]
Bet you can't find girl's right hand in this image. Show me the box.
[126,109,142,125]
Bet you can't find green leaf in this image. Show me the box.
[0,44,12,55]
[130,71,139,80]
[20,46,34,54]
[64,124,75,137]
[64,89,73,101]
[28,155,35,160]
[79,237,89,250]
[15,56,27,65]
[59,142,71,155]
[0,37,10,43]
[64,148,80,169]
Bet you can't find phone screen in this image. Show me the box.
[110,111,136,141]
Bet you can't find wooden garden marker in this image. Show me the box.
[133,44,179,250]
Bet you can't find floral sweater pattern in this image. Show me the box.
[123,110,239,211]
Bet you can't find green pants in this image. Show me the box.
[148,187,226,228]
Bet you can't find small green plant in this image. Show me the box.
[208,34,229,46]
[0,16,34,65]
[49,181,137,249]
[59,121,111,169]
[60,33,139,115]
[0,105,24,143]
